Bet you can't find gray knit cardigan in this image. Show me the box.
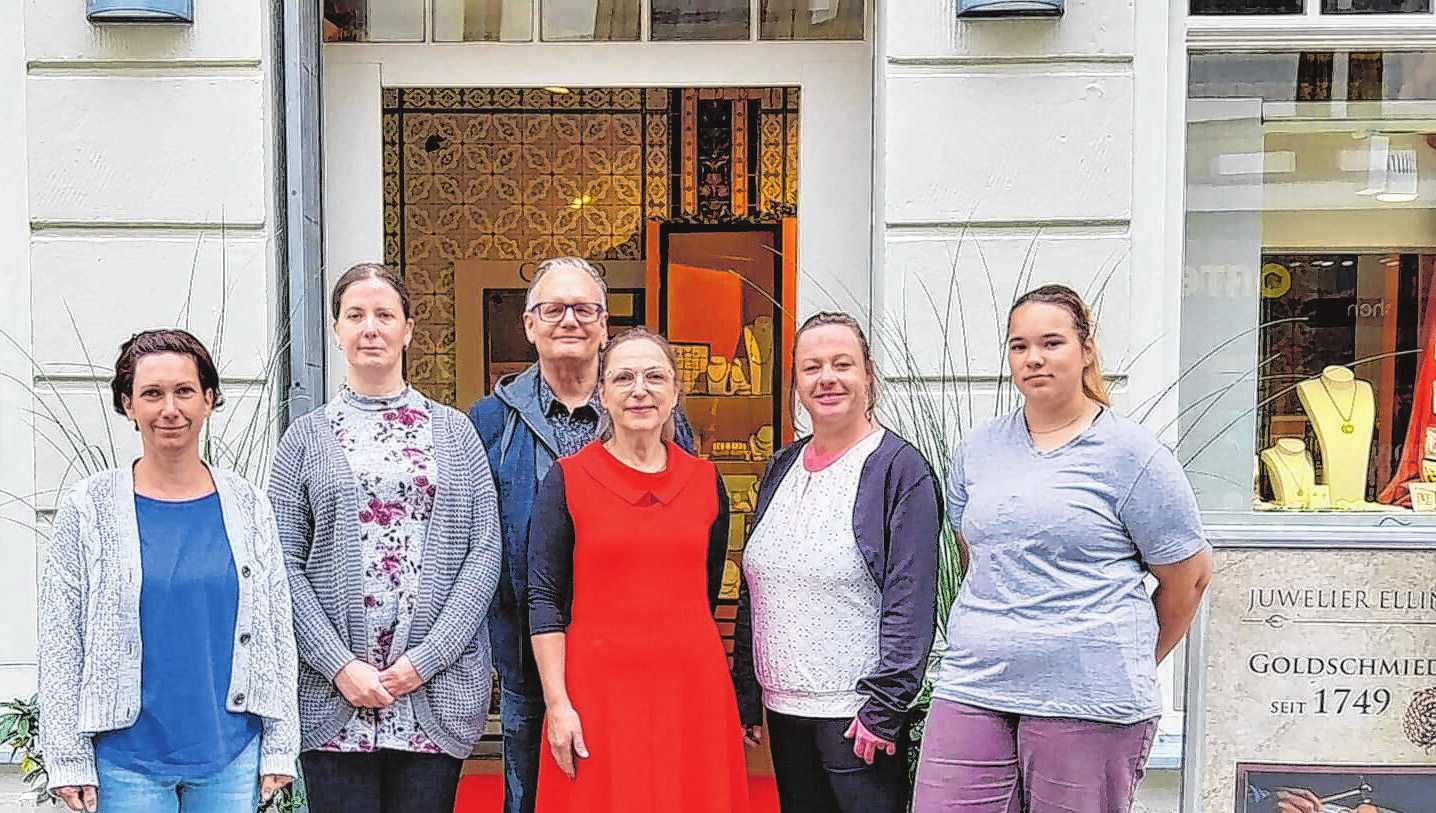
[269,396,501,758]
[37,466,300,789]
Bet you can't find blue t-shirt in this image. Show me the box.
[93,492,261,778]
[933,409,1208,724]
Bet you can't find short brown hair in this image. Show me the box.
[111,328,224,415]
[331,262,411,320]
[1008,283,1111,406]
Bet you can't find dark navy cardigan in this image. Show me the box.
[730,430,943,742]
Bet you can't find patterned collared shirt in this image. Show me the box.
[538,373,602,458]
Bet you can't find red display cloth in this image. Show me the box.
[1378,282,1436,506]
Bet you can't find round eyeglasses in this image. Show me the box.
[606,369,675,392]
[529,301,605,324]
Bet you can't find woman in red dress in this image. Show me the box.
[527,326,752,813]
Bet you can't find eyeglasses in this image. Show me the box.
[606,368,675,392]
[529,301,605,324]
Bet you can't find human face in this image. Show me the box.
[333,277,413,378]
[524,267,608,365]
[599,339,677,439]
[122,353,214,458]
[795,324,872,428]
[1006,301,1094,406]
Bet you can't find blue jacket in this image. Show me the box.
[468,362,694,697]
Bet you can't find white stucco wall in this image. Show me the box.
[1,0,37,704]
[876,0,1181,419]
[3,0,282,699]
[874,0,1187,755]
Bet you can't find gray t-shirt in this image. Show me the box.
[933,409,1208,723]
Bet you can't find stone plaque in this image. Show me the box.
[1192,547,1436,812]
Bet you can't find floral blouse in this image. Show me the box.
[320,386,443,754]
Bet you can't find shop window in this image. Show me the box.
[324,0,426,41]
[327,0,868,40]
[760,0,863,39]
[650,0,752,40]
[541,0,641,40]
[432,0,534,41]
[1182,50,1436,519]
[1191,0,1430,12]
[1322,0,1430,12]
[1191,0,1302,15]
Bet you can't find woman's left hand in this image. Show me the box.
[260,775,293,802]
[379,655,422,697]
[843,717,896,765]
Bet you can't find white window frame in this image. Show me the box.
[347,0,870,44]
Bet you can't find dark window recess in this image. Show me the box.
[1191,0,1302,14]
[1323,0,1430,12]
[651,0,751,40]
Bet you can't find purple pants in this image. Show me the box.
[912,699,1158,813]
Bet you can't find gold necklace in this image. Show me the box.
[1318,377,1358,434]
[1269,450,1310,499]
[1027,406,1093,435]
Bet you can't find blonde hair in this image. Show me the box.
[594,326,680,442]
[1007,284,1111,407]
[792,311,881,419]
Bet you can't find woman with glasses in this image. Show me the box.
[526,326,750,813]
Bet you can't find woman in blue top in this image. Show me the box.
[913,285,1213,813]
[38,329,299,813]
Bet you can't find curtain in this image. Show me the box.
[1378,267,1436,506]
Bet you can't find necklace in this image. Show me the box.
[1318,376,1358,434]
[1268,449,1311,499]
[1026,406,1093,435]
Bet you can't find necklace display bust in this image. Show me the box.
[1260,437,1316,509]
[1296,366,1375,506]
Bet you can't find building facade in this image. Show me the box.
[8,0,1436,805]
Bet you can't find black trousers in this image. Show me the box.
[300,749,463,813]
[766,709,911,813]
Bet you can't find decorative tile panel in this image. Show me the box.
[381,86,792,404]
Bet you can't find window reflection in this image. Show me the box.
[542,0,640,40]
[324,0,426,41]
[1322,0,1430,13]
[1190,0,1302,15]
[1182,51,1436,515]
[433,0,534,41]
[651,0,751,41]
[761,0,863,39]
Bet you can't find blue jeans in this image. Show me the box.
[500,685,545,813]
[767,709,910,813]
[95,734,259,813]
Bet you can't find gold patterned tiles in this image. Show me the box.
[384,87,671,403]
[381,86,798,405]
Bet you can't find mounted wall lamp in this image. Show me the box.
[87,0,194,23]
[957,0,1064,17]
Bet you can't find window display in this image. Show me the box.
[649,221,795,653]
[1183,50,1436,518]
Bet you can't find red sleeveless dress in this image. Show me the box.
[534,440,752,813]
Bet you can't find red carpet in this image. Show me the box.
[456,773,781,812]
